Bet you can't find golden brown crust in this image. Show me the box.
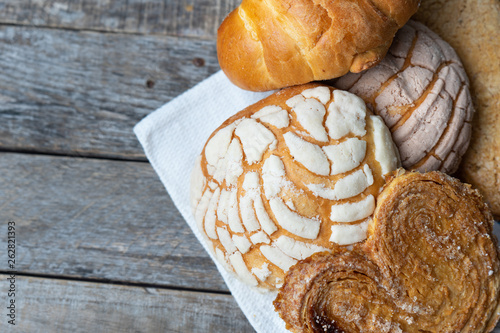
[191,84,401,289]
[413,0,500,219]
[275,171,500,332]
[217,0,420,91]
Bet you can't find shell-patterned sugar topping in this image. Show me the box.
[334,20,474,174]
[190,84,400,290]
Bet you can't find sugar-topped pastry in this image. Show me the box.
[190,84,400,289]
[275,171,500,332]
[334,20,474,175]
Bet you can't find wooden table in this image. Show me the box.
[0,0,254,331]
[2,1,500,332]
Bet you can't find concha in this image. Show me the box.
[334,20,474,174]
[190,84,400,289]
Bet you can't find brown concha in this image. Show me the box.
[334,20,474,175]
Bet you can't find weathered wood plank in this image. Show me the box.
[0,275,254,332]
[0,276,498,333]
[0,152,228,292]
[0,0,238,39]
[0,25,219,160]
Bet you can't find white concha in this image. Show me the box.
[190,84,400,289]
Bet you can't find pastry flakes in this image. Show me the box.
[275,171,500,332]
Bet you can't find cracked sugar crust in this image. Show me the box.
[413,0,500,219]
[190,84,400,289]
[333,20,474,175]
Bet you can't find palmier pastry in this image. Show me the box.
[190,84,400,289]
[414,0,500,219]
[217,0,420,91]
[274,171,500,332]
[333,20,474,174]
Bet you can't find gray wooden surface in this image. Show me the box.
[1,1,499,332]
[0,274,248,333]
[0,0,255,331]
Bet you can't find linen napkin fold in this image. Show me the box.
[134,70,288,333]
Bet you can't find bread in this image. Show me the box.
[190,83,400,289]
[333,20,474,174]
[217,0,420,92]
[275,170,500,332]
[413,0,500,219]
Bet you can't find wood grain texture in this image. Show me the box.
[0,274,254,332]
[0,152,228,292]
[0,0,238,39]
[0,25,220,160]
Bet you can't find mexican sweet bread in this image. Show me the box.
[190,84,400,289]
[275,171,500,332]
[414,0,500,219]
[334,20,474,175]
[217,0,420,91]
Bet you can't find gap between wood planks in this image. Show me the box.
[0,147,149,163]
[0,21,221,41]
[0,270,231,296]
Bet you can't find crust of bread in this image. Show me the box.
[217,0,419,91]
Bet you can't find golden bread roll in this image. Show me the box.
[217,0,420,91]
[413,0,500,219]
[334,20,474,174]
[275,171,500,332]
[190,84,400,289]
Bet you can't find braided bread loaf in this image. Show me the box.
[190,84,400,289]
[217,0,420,91]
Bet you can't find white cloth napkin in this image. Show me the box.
[134,70,288,333]
[134,70,500,333]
